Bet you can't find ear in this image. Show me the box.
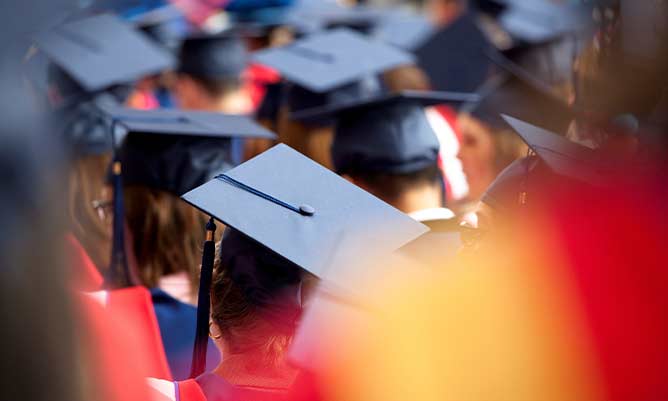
[209,320,222,340]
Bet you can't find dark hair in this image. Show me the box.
[188,74,244,99]
[211,230,314,368]
[348,162,443,205]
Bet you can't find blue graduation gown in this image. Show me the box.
[151,288,221,380]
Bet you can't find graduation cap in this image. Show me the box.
[98,106,275,291]
[275,1,381,34]
[182,143,428,376]
[34,13,175,93]
[415,12,495,92]
[105,105,276,196]
[371,9,435,51]
[460,50,574,134]
[501,114,619,187]
[177,33,248,80]
[494,0,592,45]
[293,90,478,174]
[131,4,191,51]
[252,28,414,93]
[482,112,630,211]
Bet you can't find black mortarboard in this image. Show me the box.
[105,105,276,196]
[286,76,384,126]
[252,28,414,93]
[415,12,494,92]
[34,14,175,93]
[501,114,618,187]
[461,51,574,134]
[178,33,248,80]
[182,143,428,277]
[295,91,477,175]
[55,93,120,157]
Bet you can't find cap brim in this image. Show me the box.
[291,90,480,123]
[501,114,618,186]
[101,104,277,139]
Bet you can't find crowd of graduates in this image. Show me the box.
[0,0,667,401]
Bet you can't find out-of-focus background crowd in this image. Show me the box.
[0,0,666,400]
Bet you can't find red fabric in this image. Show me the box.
[75,286,177,401]
[65,234,103,291]
[543,172,668,401]
[432,104,460,142]
[178,379,207,401]
[430,104,461,202]
[244,63,281,110]
[169,0,230,26]
[101,287,174,381]
[126,89,160,110]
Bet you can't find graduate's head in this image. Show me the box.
[175,34,248,109]
[115,109,275,294]
[456,64,573,201]
[183,144,429,372]
[424,0,468,27]
[120,134,234,294]
[210,229,316,366]
[274,79,381,169]
[456,113,527,201]
[333,100,443,213]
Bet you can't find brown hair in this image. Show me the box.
[491,127,529,175]
[210,239,317,369]
[124,186,206,294]
[67,154,112,271]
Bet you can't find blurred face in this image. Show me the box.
[457,114,496,201]
[173,74,208,110]
[424,0,465,27]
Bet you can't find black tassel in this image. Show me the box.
[190,217,217,378]
[104,160,131,288]
[104,118,130,289]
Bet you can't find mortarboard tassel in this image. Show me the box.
[104,120,131,289]
[190,217,217,378]
[518,147,535,207]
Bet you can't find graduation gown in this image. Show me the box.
[148,372,292,401]
[151,288,221,380]
[415,12,494,92]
